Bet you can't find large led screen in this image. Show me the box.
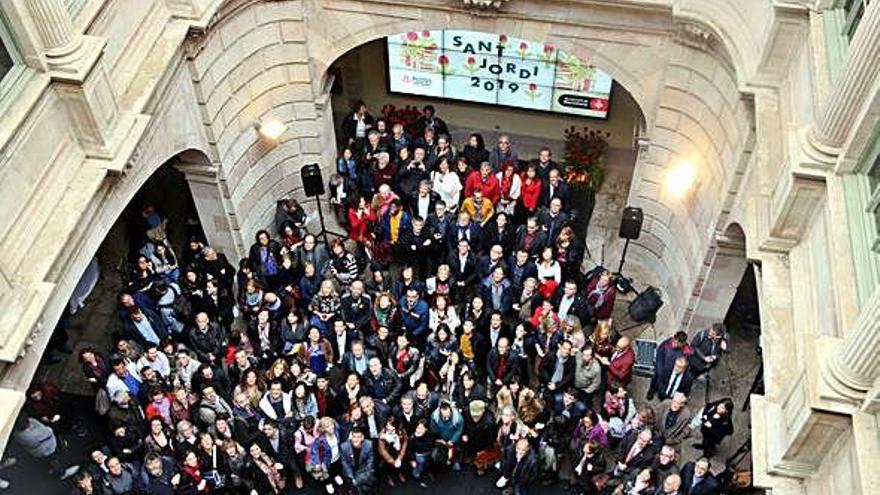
[387,30,612,119]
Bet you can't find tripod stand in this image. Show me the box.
[309,194,347,250]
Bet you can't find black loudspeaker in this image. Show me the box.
[301,163,325,197]
[628,286,663,323]
[619,206,644,240]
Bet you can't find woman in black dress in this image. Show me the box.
[696,397,734,456]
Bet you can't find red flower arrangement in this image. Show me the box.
[562,126,610,191]
[380,104,424,138]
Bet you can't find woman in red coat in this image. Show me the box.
[517,164,543,224]
[347,195,377,245]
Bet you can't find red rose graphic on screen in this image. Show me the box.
[500,34,509,43]
[525,82,541,102]
[422,30,431,37]
[544,44,554,54]
[406,32,418,41]
[590,98,608,111]
[464,55,479,75]
[437,54,454,76]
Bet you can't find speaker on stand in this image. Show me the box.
[300,163,344,249]
[614,206,643,292]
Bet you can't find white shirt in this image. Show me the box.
[432,171,462,208]
[418,194,431,219]
[336,333,347,363]
[355,114,367,138]
[558,295,575,320]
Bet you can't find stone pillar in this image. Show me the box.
[827,288,880,397]
[175,161,243,260]
[24,0,85,69]
[811,0,880,150]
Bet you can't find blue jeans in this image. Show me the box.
[412,452,429,479]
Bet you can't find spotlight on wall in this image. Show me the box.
[665,161,696,197]
[255,119,287,141]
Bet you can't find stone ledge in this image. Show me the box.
[0,281,56,364]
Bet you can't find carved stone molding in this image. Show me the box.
[673,20,716,52]
[459,0,512,14]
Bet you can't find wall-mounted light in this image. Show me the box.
[665,161,697,197]
[254,119,287,141]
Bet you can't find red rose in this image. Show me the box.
[590,98,608,111]
[422,30,431,37]
[544,44,554,53]
[467,56,476,65]
[499,34,509,43]
[406,32,418,41]
[519,42,528,50]
[528,83,537,91]
[438,55,449,65]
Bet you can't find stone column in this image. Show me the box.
[827,288,880,397]
[811,1,880,150]
[24,0,84,65]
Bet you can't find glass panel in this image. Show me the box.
[0,39,11,82]
[867,154,880,192]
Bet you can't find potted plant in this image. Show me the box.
[561,125,610,230]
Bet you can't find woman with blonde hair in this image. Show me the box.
[516,387,546,429]
[309,416,345,493]
[309,279,340,335]
[589,319,615,360]
[263,358,293,392]
[495,386,514,412]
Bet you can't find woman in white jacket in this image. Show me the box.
[431,157,462,211]
[496,161,522,215]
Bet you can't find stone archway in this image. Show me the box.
[189,0,755,335]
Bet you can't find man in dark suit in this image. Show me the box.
[447,238,478,291]
[540,340,576,397]
[475,244,510,283]
[340,281,373,334]
[552,280,590,324]
[680,458,720,495]
[508,249,538,294]
[537,197,571,244]
[514,217,548,258]
[649,331,693,400]
[614,429,658,479]
[655,356,696,401]
[259,419,300,480]
[408,180,441,221]
[446,211,482,251]
[486,337,518,391]
[328,319,361,367]
[540,168,571,208]
[342,340,375,377]
[425,198,453,246]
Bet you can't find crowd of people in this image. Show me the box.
[12,102,736,495]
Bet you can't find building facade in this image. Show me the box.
[0,0,877,493]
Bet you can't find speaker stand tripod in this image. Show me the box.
[310,195,346,250]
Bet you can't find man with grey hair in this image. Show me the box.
[657,392,693,446]
[680,457,719,495]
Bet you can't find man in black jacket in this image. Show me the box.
[539,340,576,397]
[537,197,570,245]
[486,337,519,391]
[614,429,658,479]
[514,218,548,258]
[340,281,372,334]
[187,312,225,366]
[540,168,571,209]
[397,216,434,278]
[408,180,442,221]
[447,238,478,294]
[364,357,402,409]
[497,438,538,495]
[552,280,590,324]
